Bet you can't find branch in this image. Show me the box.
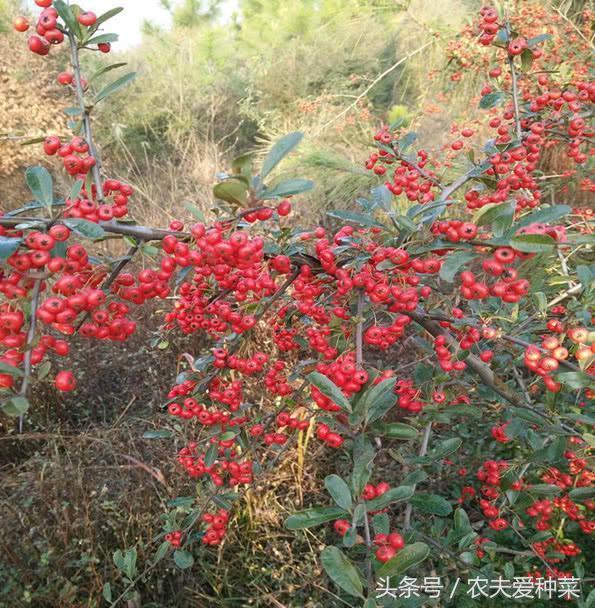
[18,279,43,433]
[68,32,105,203]
[506,23,523,141]
[403,421,432,530]
[406,308,579,435]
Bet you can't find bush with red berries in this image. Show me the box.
[1,1,593,605]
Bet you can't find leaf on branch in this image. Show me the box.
[307,371,352,412]
[362,377,398,424]
[213,180,248,206]
[88,62,127,83]
[439,250,476,283]
[25,166,53,209]
[408,493,452,516]
[324,474,353,511]
[1,396,29,417]
[364,486,413,512]
[327,210,384,228]
[479,91,505,109]
[173,549,194,569]
[0,236,22,260]
[284,506,347,530]
[95,72,136,103]
[262,178,314,199]
[320,546,364,598]
[377,542,430,577]
[261,132,304,179]
[379,422,418,440]
[510,233,556,253]
[63,218,106,240]
[86,33,119,47]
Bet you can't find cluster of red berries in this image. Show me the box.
[15,1,110,56]
[65,180,134,222]
[431,220,480,243]
[524,326,593,392]
[264,361,293,396]
[177,441,253,487]
[362,482,390,513]
[373,531,406,563]
[477,6,500,46]
[164,530,183,548]
[201,509,229,546]
[363,315,411,350]
[43,136,96,177]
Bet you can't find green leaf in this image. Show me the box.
[394,215,418,233]
[64,106,83,116]
[424,438,462,461]
[0,362,24,377]
[94,7,124,29]
[555,371,594,390]
[324,475,353,511]
[439,250,476,283]
[377,542,430,577]
[102,583,112,602]
[63,218,105,240]
[515,205,571,229]
[0,237,22,260]
[184,203,206,222]
[88,61,127,83]
[454,508,472,532]
[70,179,84,201]
[263,178,314,199]
[474,201,515,237]
[95,72,136,103]
[320,546,364,598]
[408,494,452,516]
[153,541,170,565]
[231,152,254,180]
[307,371,352,412]
[351,435,375,496]
[284,506,347,530]
[520,49,534,72]
[479,92,505,109]
[25,166,53,208]
[86,33,119,46]
[173,549,194,569]
[365,486,413,512]
[213,180,248,206]
[526,33,552,47]
[510,234,556,253]
[204,443,218,467]
[142,430,173,439]
[569,487,595,501]
[379,422,418,440]
[528,484,562,496]
[53,0,81,38]
[261,132,304,178]
[2,396,29,417]
[361,378,398,424]
[373,512,390,535]
[327,210,384,228]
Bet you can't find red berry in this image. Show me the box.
[55,370,76,392]
[78,11,97,26]
[13,16,29,32]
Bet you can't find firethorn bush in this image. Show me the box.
[1,1,593,606]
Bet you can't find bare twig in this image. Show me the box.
[403,421,432,530]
